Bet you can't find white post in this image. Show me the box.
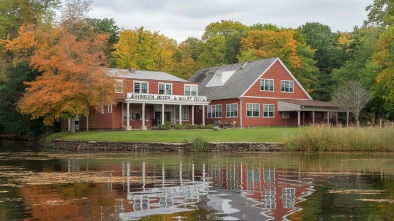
[142,103,147,130]
[179,105,182,125]
[126,103,131,130]
[312,111,315,125]
[297,111,301,126]
[86,113,89,131]
[161,103,165,125]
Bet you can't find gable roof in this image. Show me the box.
[189,58,312,100]
[108,68,188,83]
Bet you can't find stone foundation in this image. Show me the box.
[50,139,283,152]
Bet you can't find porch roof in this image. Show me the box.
[278,99,341,112]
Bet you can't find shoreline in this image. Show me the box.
[50,139,284,152]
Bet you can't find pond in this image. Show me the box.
[0,140,393,221]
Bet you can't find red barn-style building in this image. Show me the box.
[189,57,341,128]
[62,58,341,131]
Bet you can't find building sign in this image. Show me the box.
[127,93,208,102]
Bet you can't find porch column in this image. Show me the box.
[126,102,131,130]
[312,111,315,125]
[327,111,330,125]
[161,104,165,125]
[179,105,182,125]
[202,105,206,125]
[192,105,195,125]
[86,113,89,131]
[336,112,338,125]
[142,103,147,130]
[297,111,301,126]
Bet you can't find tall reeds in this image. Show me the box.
[283,125,394,151]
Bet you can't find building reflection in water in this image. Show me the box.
[117,160,314,221]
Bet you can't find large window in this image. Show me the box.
[184,85,197,96]
[114,79,123,93]
[175,106,190,121]
[134,81,148,93]
[263,104,275,118]
[260,79,274,91]
[246,103,260,117]
[281,80,294,93]
[226,104,238,118]
[208,105,222,118]
[159,83,172,95]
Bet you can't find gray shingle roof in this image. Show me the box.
[189,58,279,100]
[108,68,188,82]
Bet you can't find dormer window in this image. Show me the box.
[260,79,274,91]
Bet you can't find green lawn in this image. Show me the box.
[45,127,297,144]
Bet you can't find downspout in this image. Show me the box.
[239,97,243,128]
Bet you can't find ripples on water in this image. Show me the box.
[0,140,394,220]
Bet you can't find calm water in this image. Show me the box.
[0,140,394,221]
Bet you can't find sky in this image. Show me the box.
[86,0,373,43]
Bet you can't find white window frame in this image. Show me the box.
[246,103,260,117]
[226,103,238,118]
[281,80,294,93]
[208,104,222,118]
[263,104,275,118]
[182,106,189,121]
[108,104,112,114]
[184,84,198,96]
[260,79,274,92]
[134,81,148,93]
[114,79,123,93]
[282,111,289,119]
[159,82,172,95]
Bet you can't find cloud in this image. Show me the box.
[85,0,371,43]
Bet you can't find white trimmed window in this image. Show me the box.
[281,80,294,93]
[282,111,289,119]
[226,104,238,118]
[208,105,222,118]
[184,85,197,96]
[114,79,123,93]
[134,81,148,93]
[246,103,260,117]
[159,83,172,95]
[260,79,274,91]
[175,106,190,121]
[108,104,112,113]
[263,104,275,118]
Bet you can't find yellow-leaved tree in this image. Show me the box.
[16,0,114,133]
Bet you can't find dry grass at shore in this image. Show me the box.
[283,125,394,151]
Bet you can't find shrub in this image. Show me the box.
[184,123,194,129]
[191,136,209,151]
[174,124,183,130]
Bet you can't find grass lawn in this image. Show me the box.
[45,127,297,144]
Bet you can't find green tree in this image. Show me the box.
[202,20,249,64]
[365,0,394,27]
[197,35,226,67]
[299,22,346,101]
[0,63,57,138]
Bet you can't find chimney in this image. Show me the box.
[128,68,136,74]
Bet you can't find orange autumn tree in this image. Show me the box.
[17,0,114,133]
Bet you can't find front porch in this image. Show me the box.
[278,99,342,126]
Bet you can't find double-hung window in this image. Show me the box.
[208,105,222,118]
[246,103,260,117]
[134,81,148,93]
[260,79,274,91]
[281,80,294,93]
[184,85,197,96]
[226,104,238,118]
[263,104,275,118]
[159,83,172,95]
